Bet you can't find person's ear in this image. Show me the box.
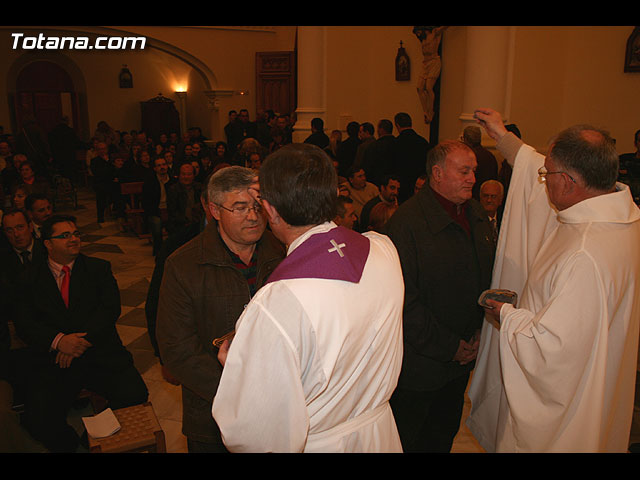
[208,202,222,222]
[261,199,280,224]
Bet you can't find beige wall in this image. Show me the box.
[438,26,640,155]
[2,26,638,156]
[323,26,432,141]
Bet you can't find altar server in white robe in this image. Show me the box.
[212,143,405,453]
[466,107,640,453]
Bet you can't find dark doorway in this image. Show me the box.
[13,60,79,135]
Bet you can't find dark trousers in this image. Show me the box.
[390,372,470,453]
[148,216,163,256]
[95,185,110,222]
[187,437,229,453]
[22,353,148,453]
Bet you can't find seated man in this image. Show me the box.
[14,214,148,452]
[0,209,47,277]
[166,163,203,236]
[24,193,52,240]
[1,207,47,330]
[346,166,379,219]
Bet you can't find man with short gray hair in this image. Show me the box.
[385,139,495,452]
[468,108,640,453]
[157,165,284,453]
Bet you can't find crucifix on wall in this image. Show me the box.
[414,26,448,125]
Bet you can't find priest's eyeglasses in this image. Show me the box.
[49,231,82,240]
[216,203,263,217]
[537,166,576,183]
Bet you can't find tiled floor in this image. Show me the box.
[18,186,640,453]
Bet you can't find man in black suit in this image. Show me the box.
[393,112,432,204]
[336,121,361,178]
[361,119,396,187]
[25,193,53,240]
[0,208,48,348]
[1,209,47,275]
[0,209,47,451]
[478,179,504,248]
[303,117,330,150]
[14,214,148,452]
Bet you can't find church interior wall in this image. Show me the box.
[1,26,638,156]
[439,26,639,155]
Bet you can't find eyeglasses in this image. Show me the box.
[216,203,262,217]
[48,231,82,240]
[537,166,576,183]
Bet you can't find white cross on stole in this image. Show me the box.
[328,239,346,257]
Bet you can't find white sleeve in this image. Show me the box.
[498,252,606,445]
[212,284,315,453]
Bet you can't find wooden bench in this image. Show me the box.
[120,182,145,236]
[88,402,166,453]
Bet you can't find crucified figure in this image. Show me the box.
[414,26,448,124]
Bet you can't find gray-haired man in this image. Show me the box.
[156,166,285,453]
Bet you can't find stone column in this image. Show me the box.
[459,26,516,134]
[174,91,188,136]
[293,26,326,143]
[203,90,234,147]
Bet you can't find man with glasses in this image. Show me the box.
[14,214,148,452]
[157,166,285,453]
[468,108,640,453]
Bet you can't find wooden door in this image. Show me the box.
[255,51,296,116]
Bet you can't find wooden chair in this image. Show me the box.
[120,182,145,236]
[88,402,166,453]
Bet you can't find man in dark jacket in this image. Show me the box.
[384,139,495,453]
[166,163,203,236]
[361,119,396,187]
[142,157,176,255]
[156,166,285,453]
[393,112,432,204]
[336,121,361,178]
[303,117,330,150]
[90,142,116,223]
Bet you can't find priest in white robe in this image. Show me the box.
[467,108,640,453]
[212,143,405,453]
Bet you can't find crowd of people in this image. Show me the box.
[0,105,639,454]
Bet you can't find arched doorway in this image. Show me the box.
[14,60,79,135]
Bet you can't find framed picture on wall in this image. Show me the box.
[624,26,640,73]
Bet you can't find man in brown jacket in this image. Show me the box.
[156,166,285,453]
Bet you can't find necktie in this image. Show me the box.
[61,265,71,308]
[490,218,498,243]
[20,250,31,266]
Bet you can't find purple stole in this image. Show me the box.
[266,226,370,284]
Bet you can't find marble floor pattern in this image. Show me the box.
[27,186,640,453]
